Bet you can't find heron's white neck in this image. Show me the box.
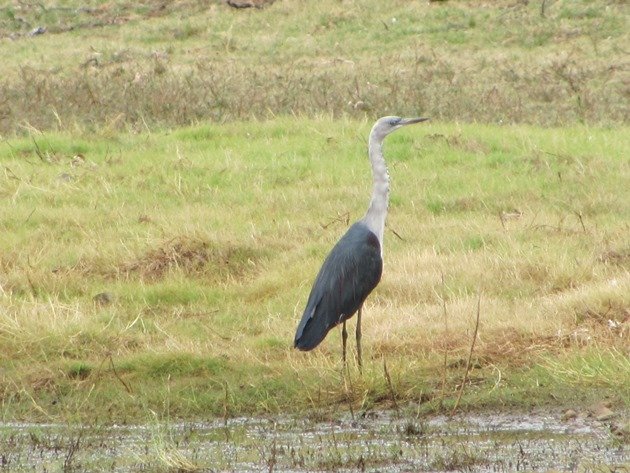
[362,133,389,251]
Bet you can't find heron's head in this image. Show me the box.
[370,116,429,142]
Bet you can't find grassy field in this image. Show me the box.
[0,0,628,134]
[1,118,628,422]
[0,0,629,424]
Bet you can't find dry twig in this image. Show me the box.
[451,293,481,415]
[383,359,400,418]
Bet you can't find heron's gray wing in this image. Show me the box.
[294,222,383,351]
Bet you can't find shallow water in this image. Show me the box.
[0,410,627,472]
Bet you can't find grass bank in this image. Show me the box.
[0,0,628,135]
[1,118,628,423]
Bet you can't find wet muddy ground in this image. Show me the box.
[0,410,627,472]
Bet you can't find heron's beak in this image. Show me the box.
[400,117,429,126]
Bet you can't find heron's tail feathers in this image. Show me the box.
[294,332,328,351]
[294,304,334,351]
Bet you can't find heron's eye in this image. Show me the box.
[389,118,401,126]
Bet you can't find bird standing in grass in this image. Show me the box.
[294,116,429,371]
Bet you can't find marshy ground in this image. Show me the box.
[1,408,628,472]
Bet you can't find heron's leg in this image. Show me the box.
[356,305,363,374]
[342,321,348,366]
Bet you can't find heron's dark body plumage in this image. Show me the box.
[294,222,383,351]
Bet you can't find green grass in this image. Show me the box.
[1,118,628,422]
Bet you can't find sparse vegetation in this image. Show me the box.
[0,411,626,471]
